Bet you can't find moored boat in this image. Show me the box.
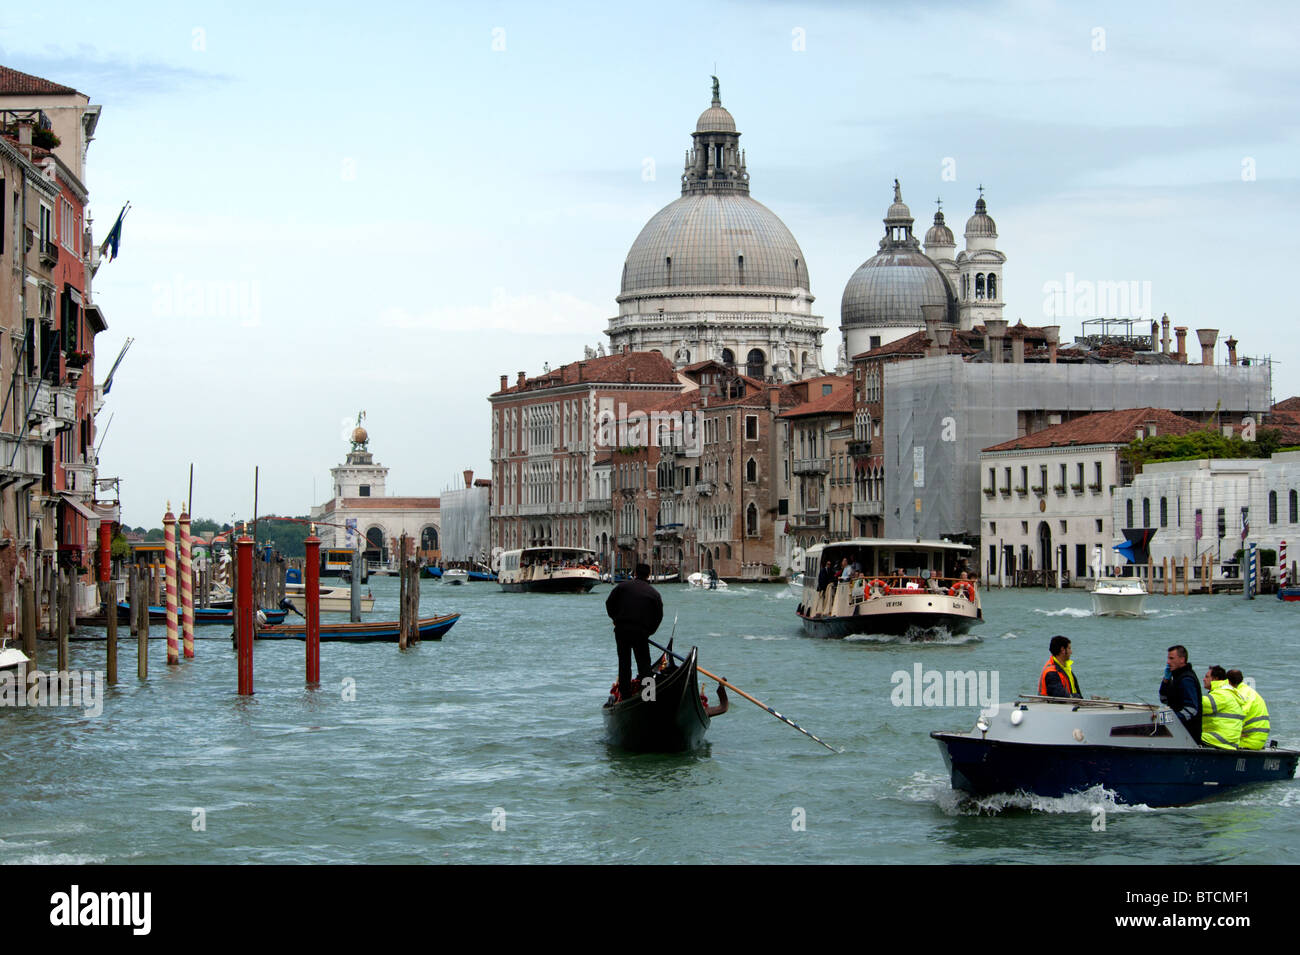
[686,572,727,590]
[0,638,31,671]
[795,538,980,638]
[282,585,375,615]
[932,695,1299,807]
[498,547,599,593]
[602,646,712,752]
[115,602,288,626]
[255,612,461,642]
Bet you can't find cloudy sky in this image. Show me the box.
[2,0,1296,527]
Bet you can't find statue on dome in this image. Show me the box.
[584,345,595,359]
[596,342,606,357]
[350,410,369,452]
[674,340,691,365]
[711,75,720,102]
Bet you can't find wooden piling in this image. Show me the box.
[138,572,149,680]
[237,535,254,696]
[20,577,35,663]
[56,569,69,673]
[398,534,409,651]
[410,557,420,645]
[305,531,320,686]
[46,562,57,637]
[103,579,117,684]
[1182,556,1189,596]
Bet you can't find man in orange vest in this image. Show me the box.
[1039,635,1082,698]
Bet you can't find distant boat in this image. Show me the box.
[443,568,468,585]
[115,603,289,626]
[498,547,599,594]
[255,612,461,642]
[282,585,375,614]
[1090,542,1148,617]
[0,638,30,671]
[686,572,727,590]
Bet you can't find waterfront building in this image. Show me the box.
[309,422,440,569]
[980,408,1202,586]
[778,376,856,551]
[439,470,492,566]
[489,350,683,555]
[606,79,826,379]
[1113,450,1300,584]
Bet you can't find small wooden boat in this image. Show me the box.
[255,612,461,642]
[115,602,288,625]
[282,586,375,614]
[602,646,711,752]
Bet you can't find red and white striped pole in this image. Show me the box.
[237,535,254,695]
[305,527,321,685]
[163,505,179,666]
[179,505,194,659]
[1281,540,1288,589]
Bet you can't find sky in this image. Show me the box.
[2,0,1297,528]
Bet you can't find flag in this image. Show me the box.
[98,203,129,261]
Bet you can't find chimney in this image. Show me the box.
[1043,325,1060,364]
[577,361,585,382]
[1144,418,1157,438]
[499,374,508,392]
[1226,336,1238,366]
[769,386,781,413]
[17,121,33,148]
[922,306,945,357]
[517,370,526,387]
[1161,314,1171,355]
[463,469,474,488]
[1174,327,1188,363]
[985,319,1008,363]
[1196,328,1218,366]
[934,325,953,351]
[1009,323,1026,364]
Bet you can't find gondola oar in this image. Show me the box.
[646,637,840,753]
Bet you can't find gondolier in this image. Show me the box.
[605,562,663,698]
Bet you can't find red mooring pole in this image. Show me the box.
[98,521,112,584]
[237,535,254,695]
[304,529,321,685]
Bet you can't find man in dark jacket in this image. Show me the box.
[605,563,664,698]
[1039,635,1082,698]
[1159,644,1203,743]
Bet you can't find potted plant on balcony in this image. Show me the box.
[66,350,91,368]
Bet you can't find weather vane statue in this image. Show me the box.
[711,75,720,103]
[350,410,368,451]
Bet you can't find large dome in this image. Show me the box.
[841,249,955,329]
[620,192,811,297]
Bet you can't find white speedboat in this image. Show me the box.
[686,572,727,590]
[787,573,805,597]
[1089,546,1147,617]
[283,585,375,614]
[443,568,468,585]
[0,639,31,671]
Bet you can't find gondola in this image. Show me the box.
[602,645,711,752]
[254,612,460,642]
[113,602,288,625]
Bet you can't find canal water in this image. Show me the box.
[1,579,1296,864]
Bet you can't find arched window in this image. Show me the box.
[1159,497,1167,528]
[1291,490,1298,523]
[746,458,757,482]
[975,273,985,299]
[1269,490,1278,524]
[746,349,765,378]
[746,503,758,536]
[961,274,968,299]
[420,525,439,552]
[721,348,735,367]
[987,274,997,299]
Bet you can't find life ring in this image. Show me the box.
[949,581,976,602]
[868,579,887,596]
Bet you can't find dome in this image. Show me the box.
[965,196,997,237]
[695,105,736,133]
[887,198,912,220]
[351,426,369,446]
[924,210,954,247]
[620,192,810,297]
[840,249,956,329]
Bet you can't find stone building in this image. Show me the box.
[778,376,856,551]
[309,422,440,569]
[606,79,825,380]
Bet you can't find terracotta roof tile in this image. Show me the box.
[1273,396,1300,413]
[0,65,79,95]
[493,351,679,395]
[778,378,855,418]
[982,408,1203,453]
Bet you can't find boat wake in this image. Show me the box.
[901,773,1150,816]
[1032,607,1093,618]
[845,627,981,646]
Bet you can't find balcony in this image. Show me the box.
[39,238,59,269]
[0,435,43,484]
[790,510,828,529]
[792,457,830,475]
[983,488,996,498]
[1070,483,1084,495]
[1031,485,1046,496]
[27,381,77,429]
[847,440,871,457]
[582,496,612,513]
[1053,484,1067,496]
[1088,483,1103,494]
[654,524,684,540]
[616,534,638,548]
[851,500,883,518]
[694,481,715,496]
[1015,486,1028,496]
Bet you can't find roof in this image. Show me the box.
[1273,396,1300,412]
[981,408,1204,453]
[779,379,855,419]
[493,351,680,395]
[0,65,79,95]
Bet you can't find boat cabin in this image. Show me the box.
[803,538,974,586]
[500,546,598,574]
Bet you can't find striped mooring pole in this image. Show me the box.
[1247,542,1257,600]
[179,505,194,659]
[163,505,180,665]
[1279,540,1288,595]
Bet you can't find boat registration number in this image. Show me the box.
[1265,758,1280,771]
[1156,710,1175,724]
[885,600,903,608]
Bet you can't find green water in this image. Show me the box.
[0,580,1295,863]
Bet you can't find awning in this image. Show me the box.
[58,492,100,522]
[85,304,107,334]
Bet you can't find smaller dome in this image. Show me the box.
[965,196,997,237]
[351,426,369,446]
[695,105,736,133]
[925,210,954,247]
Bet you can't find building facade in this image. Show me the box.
[780,376,855,551]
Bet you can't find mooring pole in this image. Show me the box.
[179,505,194,659]
[305,528,320,685]
[163,505,179,665]
[237,535,254,695]
[349,545,361,623]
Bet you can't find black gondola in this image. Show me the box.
[602,646,712,752]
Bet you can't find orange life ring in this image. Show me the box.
[868,579,887,595]
[949,581,976,601]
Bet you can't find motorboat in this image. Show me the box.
[1089,544,1147,617]
[795,538,981,638]
[686,572,727,590]
[787,573,805,598]
[443,568,468,585]
[498,547,599,593]
[932,695,1299,807]
[282,585,375,614]
[0,638,31,671]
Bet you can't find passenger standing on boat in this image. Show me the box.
[817,560,834,592]
[1038,636,1082,698]
[1227,669,1270,749]
[1159,645,1203,742]
[605,563,664,699]
[1200,665,1246,750]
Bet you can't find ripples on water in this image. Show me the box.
[0,582,1296,863]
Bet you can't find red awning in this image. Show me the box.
[58,493,100,522]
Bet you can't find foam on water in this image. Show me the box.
[845,628,982,647]
[1033,607,1093,618]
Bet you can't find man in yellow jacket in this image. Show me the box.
[1200,665,1246,749]
[1227,669,1270,750]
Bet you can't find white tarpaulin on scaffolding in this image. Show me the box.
[439,485,491,563]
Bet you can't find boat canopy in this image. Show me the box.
[803,538,972,580]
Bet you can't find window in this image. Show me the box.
[1077,462,1084,486]
[1094,461,1102,486]
[746,503,758,537]
[1095,519,1103,533]
[1004,467,1012,491]
[1160,497,1167,527]
[1291,490,1298,524]
[746,458,757,482]
[745,415,758,440]
[359,485,370,497]
[1217,508,1226,539]
[1269,490,1278,524]
[988,274,997,299]
[1142,498,1150,527]
[869,335,881,350]
[1126,499,1134,527]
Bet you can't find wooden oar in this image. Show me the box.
[646,637,840,753]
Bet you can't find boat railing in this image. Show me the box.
[1016,694,1160,711]
[803,574,978,616]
